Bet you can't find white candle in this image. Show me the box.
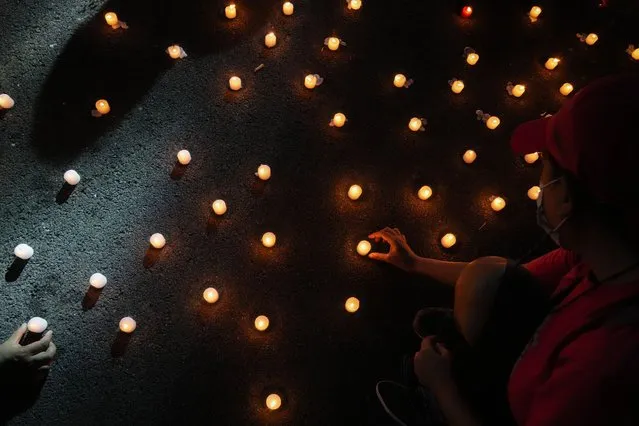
[524,152,539,164]
[356,240,371,256]
[266,393,282,410]
[560,83,574,96]
[529,6,542,21]
[511,84,526,97]
[95,99,110,115]
[177,150,191,165]
[90,273,107,289]
[450,80,464,94]
[149,233,166,249]
[348,185,362,200]
[27,317,48,333]
[256,164,271,181]
[491,196,506,212]
[254,315,270,331]
[418,185,432,200]
[225,4,236,19]
[408,117,423,132]
[265,32,277,48]
[348,0,362,10]
[393,74,407,88]
[0,94,15,109]
[528,186,541,201]
[229,76,242,91]
[282,2,294,15]
[585,33,599,46]
[345,296,360,313]
[441,233,457,249]
[203,287,219,304]
[331,113,346,128]
[167,45,182,59]
[304,74,318,89]
[119,317,136,333]
[466,53,479,65]
[212,200,227,215]
[105,12,119,26]
[14,244,34,260]
[262,232,276,248]
[327,37,340,51]
[63,170,81,186]
[486,116,500,130]
[545,57,560,70]
[463,150,477,164]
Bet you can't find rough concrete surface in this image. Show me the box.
[1,0,638,424]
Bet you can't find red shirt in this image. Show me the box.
[508,249,639,426]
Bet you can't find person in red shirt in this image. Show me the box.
[372,73,639,426]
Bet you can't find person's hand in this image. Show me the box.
[414,336,453,390]
[368,227,418,272]
[0,324,56,371]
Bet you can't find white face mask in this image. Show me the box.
[536,177,569,246]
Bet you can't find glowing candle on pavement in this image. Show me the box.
[225,4,236,19]
[491,196,506,212]
[203,287,219,303]
[408,117,423,132]
[257,164,271,180]
[266,393,282,410]
[282,2,294,15]
[524,152,539,164]
[348,185,362,200]
[463,150,477,164]
[95,99,110,115]
[486,116,500,130]
[119,317,136,333]
[560,83,574,96]
[265,32,277,48]
[64,170,81,186]
[304,74,318,89]
[528,186,541,201]
[229,76,242,91]
[511,84,526,97]
[149,233,166,249]
[262,232,276,248]
[331,113,346,127]
[212,200,227,215]
[418,186,432,200]
[585,33,599,46]
[450,79,465,94]
[461,5,473,18]
[105,12,119,26]
[167,45,182,59]
[90,273,107,289]
[177,150,191,165]
[441,233,457,249]
[345,297,360,313]
[356,240,371,256]
[394,74,407,88]
[545,57,560,70]
[327,37,340,51]
[631,47,639,61]
[0,94,15,109]
[14,244,34,260]
[466,53,479,65]
[529,6,542,21]
[254,315,270,331]
[348,0,362,10]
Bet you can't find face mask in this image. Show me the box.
[536,177,569,246]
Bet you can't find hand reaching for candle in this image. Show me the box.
[0,324,56,371]
[368,227,418,272]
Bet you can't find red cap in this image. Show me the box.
[511,74,639,209]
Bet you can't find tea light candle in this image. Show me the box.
[466,53,479,66]
[491,196,506,212]
[393,74,407,88]
[304,74,318,89]
[524,152,539,164]
[528,186,541,201]
[331,113,346,128]
[463,149,477,164]
[212,200,227,215]
[345,296,360,313]
[266,393,282,410]
[450,79,465,94]
[105,12,118,26]
[348,185,363,200]
[254,315,270,331]
[203,287,219,304]
[511,84,526,98]
[149,233,166,249]
[560,83,574,96]
[95,99,110,115]
[348,0,362,10]
[441,233,457,249]
[418,186,432,200]
[356,240,371,256]
[327,37,340,51]
[631,47,639,61]
[461,5,473,18]
[27,317,48,334]
[0,94,15,109]
[90,273,107,289]
[64,170,81,186]
[529,6,542,21]
[14,244,34,260]
[545,57,560,70]
[585,33,599,46]
[119,317,136,333]
[225,4,236,19]
[486,116,500,130]
[262,232,276,248]
[229,76,242,91]
[175,150,191,165]
[408,117,423,132]
[265,32,277,48]
[167,45,181,59]
[282,2,294,15]
[257,164,271,180]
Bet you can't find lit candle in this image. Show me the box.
[418,185,432,200]
[463,149,477,164]
[450,79,465,94]
[631,47,639,61]
[545,57,560,70]
[466,53,479,66]
[225,4,236,19]
[356,240,371,256]
[393,74,407,88]
[529,6,542,21]
[461,5,473,18]
[229,76,242,91]
[330,112,346,128]
[282,2,294,15]
[304,74,317,89]
[491,196,506,212]
[327,37,341,51]
[486,116,501,130]
[0,94,15,109]
[90,273,107,289]
[27,317,48,334]
[256,164,271,180]
[203,287,219,304]
[167,45,186,59]
[266,393,282,410]
[265,32,277,48]
[64,170,81,186]
[254,315,270,331]
[119,317,136,333]
[511,84,526,98]
[408,117,423,132]
[524,152,539,164]
[348,185,363,200]
[560,83,574,96]
[105,12,118,27]
[177,150,191,165]
[149,233,166,249]
[95,99,110,115]
[345,296,360,313]
[585,33,599,46]
[14,244,34,260]
[348,0,362,9]
[262,232,276,248]
[528,186,541,201]
[212,200,227,215]
[441,233,457,249]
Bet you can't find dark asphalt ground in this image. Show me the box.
[1,0,638,424]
